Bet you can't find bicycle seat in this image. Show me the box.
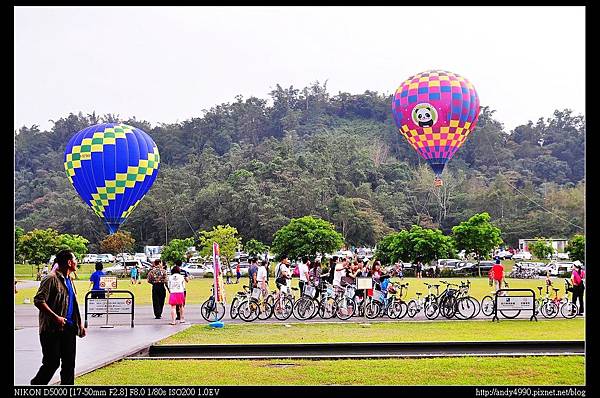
[291,287,299,291]
[536,286,543,292]
[553,288,560,293]
[416,292,422,296]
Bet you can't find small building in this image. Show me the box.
[518,238,568,253]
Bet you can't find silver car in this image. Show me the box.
[181,264,212,278]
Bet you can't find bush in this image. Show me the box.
[204,272,214,278]
[439,268,455,278]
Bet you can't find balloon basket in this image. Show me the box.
[434,177,443,187]
[208,321,224,328]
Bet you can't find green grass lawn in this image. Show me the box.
[159,319,584,345]
[13,275,572,306]
[76,356,584,385]
[15,262,98,281]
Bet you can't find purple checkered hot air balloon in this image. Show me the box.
[392,70,480,186]
[64,123,160,234]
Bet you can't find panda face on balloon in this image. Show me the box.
[411,103,438,128]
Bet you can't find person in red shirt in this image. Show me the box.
[491,259,504,293]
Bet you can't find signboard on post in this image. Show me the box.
[87,298,133,314]
[492,288,537,322]
[99,276,117,290]
[84,290,135,328]
[357,277,373,290]
[497,296,534,310]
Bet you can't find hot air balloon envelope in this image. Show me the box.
[64,123,160,234]
[392,70,480,178]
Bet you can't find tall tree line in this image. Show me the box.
[14,82,585,251]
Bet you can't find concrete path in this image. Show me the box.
[14,323,190,385]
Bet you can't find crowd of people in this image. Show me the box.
[26,248,586,385]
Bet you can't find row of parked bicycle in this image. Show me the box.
[199,278,580,322]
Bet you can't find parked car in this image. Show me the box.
[82,254,99,263]
[539,261,575,277]
[495,250,513,260]
[97,253,115,263]
[453,261,476,276]
[104,260,151,278]
[512,251,533,261]
[453,260,495,276]
[515,261,545,271]
[436,259,462,270]
[553,252,570,260]
[181,263,211,278]
[229,261,250,276]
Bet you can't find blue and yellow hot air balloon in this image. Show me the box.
[392,70,480,186]
[64,123,160,234]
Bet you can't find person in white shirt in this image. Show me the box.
[298,257,311,295]
[167,266,187,324]
[333,258,347,296]
[275,256,290,293]
[257,261,268,298]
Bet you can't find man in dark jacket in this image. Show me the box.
[31,249,86,385]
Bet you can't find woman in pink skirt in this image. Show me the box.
[167,265,187,324]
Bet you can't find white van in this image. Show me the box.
[97,254,115,263]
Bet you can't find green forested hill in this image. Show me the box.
[14,82,585,251]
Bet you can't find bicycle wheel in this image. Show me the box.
[424,301,440,320]
[396,301,409,319]
[200,298,214,322]
[213,302,225,321]
[407,300,418,318]
[309,298,321,319]
[238,300,259,322]
[468,297,481,318]
[455,297,477,320]
[319,296,338,319]
[229,297,240,319]
[265,294,274,307]
[365,300,383,319]
[386,299,404,319]
[540,301,559,318]
[480,296,495,317]
[257,302,273,320]
[335,297,356,320]
[499,309,522,319]
[293,297,315,320]
[273,296,293,320]
[560,302,578,319]
[439,296,457,319]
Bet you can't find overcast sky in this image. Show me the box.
[14,6,585,133]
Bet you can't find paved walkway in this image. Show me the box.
[14,322,190,385]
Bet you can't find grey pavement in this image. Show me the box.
[14,321,190,385]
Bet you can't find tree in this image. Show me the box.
[57,233,89,262]
[15,226,25,263]
[100,231,135,262]
[17,228,61,273]
[271,216,344,260]
[528,238,554,260]
[196,225,241,266]
[160,237,195,265]
[244,239,269,257]
[566,234,585,263]
[377,226,455,266]
[452,212,503,276]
